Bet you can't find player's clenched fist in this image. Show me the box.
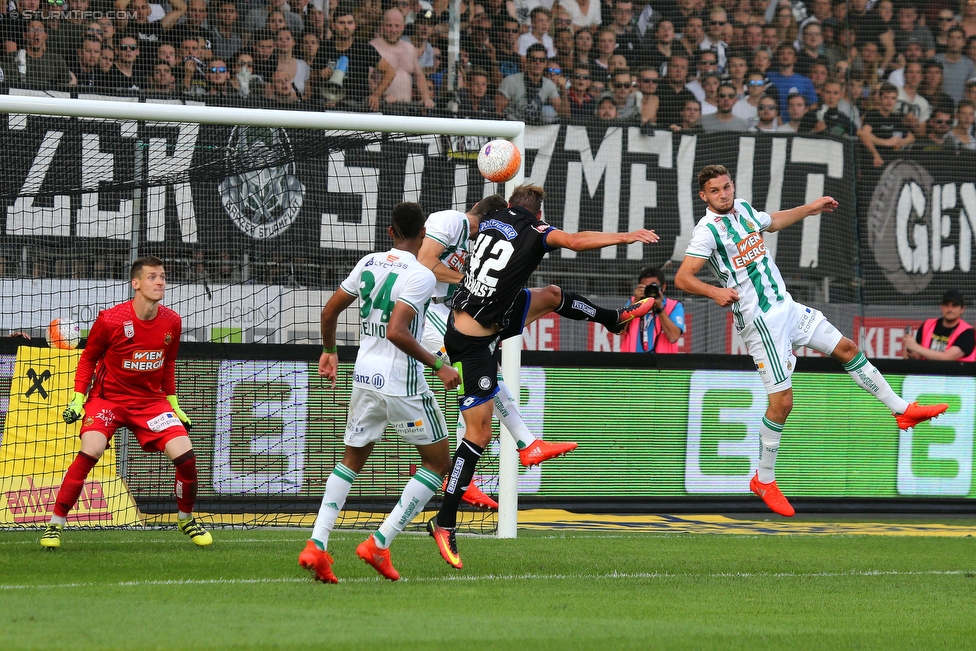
[62,391,86,424]
[712,287,740,307]
[435,364,460,391]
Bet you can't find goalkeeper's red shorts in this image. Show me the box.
[78,397,189,452]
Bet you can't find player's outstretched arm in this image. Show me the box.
[319,289,358,387]
[545,228,659,252]
[768,196,838,232]
[675,255,739,307]
[387,301,460,390]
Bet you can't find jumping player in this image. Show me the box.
[41,256,210,549]
[427,183,660,569]
[675,164,948,517]
[418,195,578,510]
[298,202,461,583]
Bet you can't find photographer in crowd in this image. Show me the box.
[622,267,685,353]
[902,290,975,361]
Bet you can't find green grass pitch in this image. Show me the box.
[2,527,976,650]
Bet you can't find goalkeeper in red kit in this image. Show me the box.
[40,256,212,549]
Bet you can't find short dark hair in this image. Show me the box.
[718,81,738,95]
[787,91,807,105]
[638,267,665,285]
[697,164,731,191]
[526,43,548,58]
[471,194,508,216]
[390,202,426,240]
[130,255,165,279]
[333,3,355,19]
[879,81,898,96]
[509,184,547,214]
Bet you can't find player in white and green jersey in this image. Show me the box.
[298,202,461,583]
[675,164,948,518]
[417,196,580,510]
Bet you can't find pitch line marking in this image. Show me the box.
[2,569,974,591]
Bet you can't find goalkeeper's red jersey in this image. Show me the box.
[73,301,182,402]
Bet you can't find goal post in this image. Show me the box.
[0,95,525,537]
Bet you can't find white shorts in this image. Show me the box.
[421,301,451,362]
[741,298,843,394]
[343,387,449,447]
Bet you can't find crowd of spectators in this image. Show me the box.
[2,0,976,144]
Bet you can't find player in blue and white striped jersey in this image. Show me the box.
[675,164,948,518]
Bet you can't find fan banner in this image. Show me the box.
[0,112,858,285]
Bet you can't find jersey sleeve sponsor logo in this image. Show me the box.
[732,233,768,269]
[123,350,166,371]
[123,320,135,338]
[147,412,181,432]
[479,219,518,240]
[532,223,552,233]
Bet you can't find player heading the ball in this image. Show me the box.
[418,195,580,512]
[41,256,210,549]
[428,183,660,569]
[674,164,948,517]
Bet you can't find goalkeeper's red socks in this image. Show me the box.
[173,450,199,514]
[52,452,98,518]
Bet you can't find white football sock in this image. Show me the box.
[844,352,909,413]
[374,467,441,549]
[311,463,357,550]
[758,417,784,483]
[493,379,536,450]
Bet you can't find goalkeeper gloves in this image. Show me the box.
[166,395,192,429]
[63,392,86,424]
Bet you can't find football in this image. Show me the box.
[46,318,81,350]
[477,140,522,183]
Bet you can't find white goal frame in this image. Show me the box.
[0,95,525,539]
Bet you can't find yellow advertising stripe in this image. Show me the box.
[135,509,976,538]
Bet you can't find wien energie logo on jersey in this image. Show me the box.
[732,233,768,269]
[123,350,165,371]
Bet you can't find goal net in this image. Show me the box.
[0,96,523,534]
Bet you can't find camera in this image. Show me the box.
[644,282,661,299]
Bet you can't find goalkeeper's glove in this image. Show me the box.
[166,395,192,429]
[63,391,86,424]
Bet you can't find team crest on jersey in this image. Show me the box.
[83,416,94,426]
[164,332,173,345]
[123,321,135,338]
[478,376,492,390]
